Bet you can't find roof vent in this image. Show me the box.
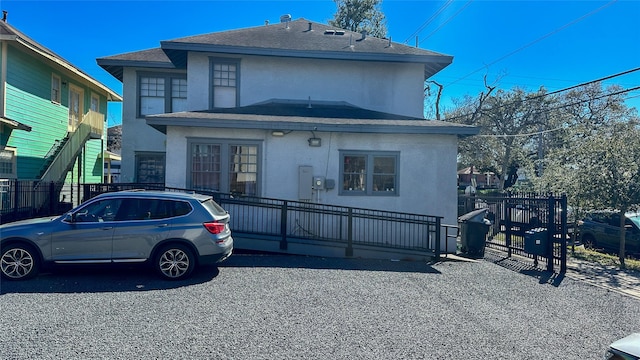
[280,14,292,23]
[308,22,312,31]
[324,30,335,35]
[360,30,367,40]
[2,11,7,22]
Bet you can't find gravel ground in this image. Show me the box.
[1,254,638,360]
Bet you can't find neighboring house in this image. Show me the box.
[457,166,498,190]
[97,17,478,250]
[0,16,122,193]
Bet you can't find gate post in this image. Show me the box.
[280,201,288,250]
[547,195,555,273]
[434,217,441,261]
[560,194,568,273]
[346,208,353,257]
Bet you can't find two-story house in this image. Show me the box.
[97,17,478,250]
[0,16,121,199]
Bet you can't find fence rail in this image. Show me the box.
[2,181,443,260]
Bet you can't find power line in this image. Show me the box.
[436,67,640,123]
[403,0,454,45]
[445,0,619,87]
[456,85,640,133]
[419,0,473,46]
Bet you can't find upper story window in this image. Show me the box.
[90,93,100,112]
[137,73,187,117]
[340,151,399,196]
[51,74,61,104]
[210,59,239,108]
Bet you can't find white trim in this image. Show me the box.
[51,73,62,104]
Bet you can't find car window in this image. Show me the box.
[201,199,227,216]
[172,200,192,217]
[74,199,122,222]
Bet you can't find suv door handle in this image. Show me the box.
[157,224,168,227]
[101,227,113,230]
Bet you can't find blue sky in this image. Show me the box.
[3,0,639,126]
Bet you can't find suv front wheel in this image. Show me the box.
[1,243,40,280]
[155,244,196,280]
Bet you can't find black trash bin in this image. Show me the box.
[458,208,491,257]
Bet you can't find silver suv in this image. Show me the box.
[1,190,233,280]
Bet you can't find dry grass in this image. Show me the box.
[569,246,640,272]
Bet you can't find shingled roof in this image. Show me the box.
[145,99,478,137]
[98,18,452,81]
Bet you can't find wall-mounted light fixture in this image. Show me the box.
[61,81,68,86]
[308,137,321,147]
[271,130,285,137]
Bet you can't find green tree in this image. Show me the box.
[537,83,640,266]
[449,87,549,190]
[329,0,388,38]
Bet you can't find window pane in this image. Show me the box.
[191,144,221,191]
[373,156,396,192]
[229,145,257,196]
[212,61,238,108]
[140,97,165,116]
[213,87,236,108]
[343,155,366,191]
[136,154,165,183]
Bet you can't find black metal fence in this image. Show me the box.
[3,181,443,260]
[0,180,70,224]
[459,192,568,272]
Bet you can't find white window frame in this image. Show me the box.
[68,84,84,132]
[51,74,61,104]
[90,92,100,112]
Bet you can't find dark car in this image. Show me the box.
[1,190,233,280]
[577,211,640,256]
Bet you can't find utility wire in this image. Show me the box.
[439,67,640,123]
[403,0,455,45]
[445,0,619,87]
[419,0,473,46]
[473,85,640,138]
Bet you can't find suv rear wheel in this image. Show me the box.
[1,243,40,280]
[155,244,195,280]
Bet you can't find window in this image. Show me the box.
[90,93,100,112]
[135,152,165,184]
[210,59,239,108]
[340,151,399,196]
[68,85,84,132]
[51,74,61,103]
[0,147,17,178]
[189,139,260,196]
[74,198,123,223]
[137,73,187,117]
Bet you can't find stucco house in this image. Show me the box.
[97,16,478,247]
[0,15,121,190]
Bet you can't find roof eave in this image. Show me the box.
[97,59,177,82]
[12,37,122,102]
[161,41,453,76]
[145,116,479,137]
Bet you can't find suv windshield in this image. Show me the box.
[629,214,640,229]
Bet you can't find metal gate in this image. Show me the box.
[460,193,568,272]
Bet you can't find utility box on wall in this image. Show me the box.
[312,176,325,190]
[298,166,313,200]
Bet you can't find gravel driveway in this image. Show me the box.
[1,253,638,359]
